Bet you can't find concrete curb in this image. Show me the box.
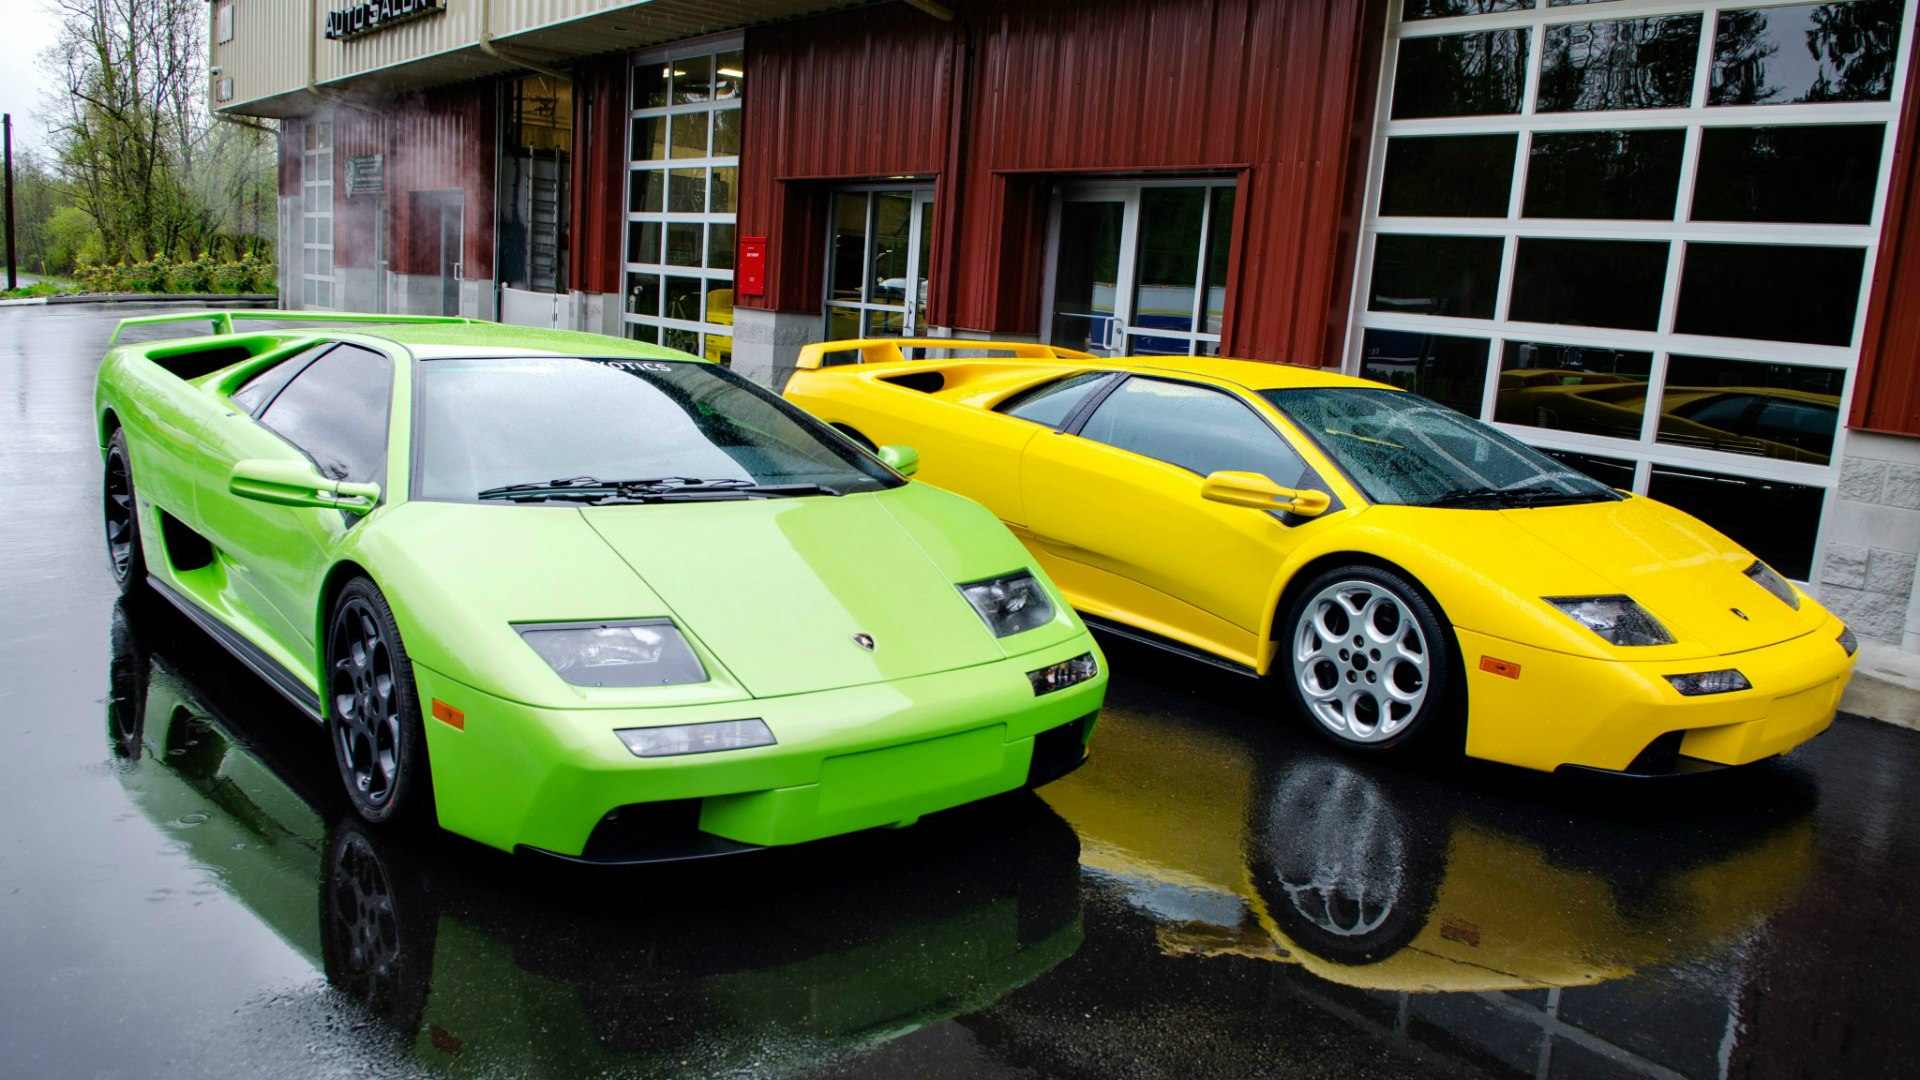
[0,293,278,308]
[1842,641,1920,730]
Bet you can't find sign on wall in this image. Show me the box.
[325,0,447,42]
[347,155,385,196]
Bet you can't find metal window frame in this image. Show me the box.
[301,120,335,311]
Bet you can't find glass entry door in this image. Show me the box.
[1046,181,1235,357]
[826,188,934,339]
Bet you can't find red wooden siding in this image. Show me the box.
[738,0,1388,364]
[387,86,496,280]
[1853,53,1920,437]
[571,54,629,297]
[740,4,959,312]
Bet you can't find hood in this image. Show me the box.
[581,490,1013,698]
[1496,496,1824,653]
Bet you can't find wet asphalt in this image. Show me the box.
[2,305,1916,1079]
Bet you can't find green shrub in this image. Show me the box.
[75,253,277,295]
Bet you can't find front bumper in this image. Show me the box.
[1455,617,1855,774]
[411,638,1106,858]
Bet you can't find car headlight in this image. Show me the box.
[615,719,775,758]
[1665,669,1752,696]
[1838,625,1859,657]
[1029,652,1099,695]
[517,620,708,687]
[1546,595,1675,646]
[959,571,1055,637]
[1744,560,1801,610]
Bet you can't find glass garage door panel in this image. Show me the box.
[1353,0,1913,578]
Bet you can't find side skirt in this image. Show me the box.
[1078,613,1260,679]
[148,575,324,723]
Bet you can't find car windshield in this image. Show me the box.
[414,356,897,503]
[1260,387,1620,508]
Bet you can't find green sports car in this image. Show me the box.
[94,310,1105,861]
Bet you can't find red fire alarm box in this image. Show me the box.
[738,236,768,298]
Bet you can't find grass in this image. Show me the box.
[0,280,72,299]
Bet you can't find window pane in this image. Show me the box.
[829,192,868,303]
[631,116,665,161]
[668,168,705,212]
[1495,341,1654,439]
[866,308,905,337]
[1541,449,1637,490]
[672,54,714,105]
[258,344,392,485]
[1203,186,1234,335]
[1509,238,1669,330]
[1359,329,1490,416]
[1391,31,1531,119]
[627,221,661,265]
[712,108,742,157]
[665,276,704,322]
[1538,16,1703,112]
[626,321,659,344]
[715,51,746,101]
[1082,378,1310,484]
[629,170,663,213]
[1710,0,1902,105]
[710,166,739,213]
[1674,243,1865,346]
[634,63,669,108]
[1648,465,1823,578]
[1692,124,1885,224]
[230,344,331,417]
[1523,129,1685,220]
[872,191,915,305]
[999,373,1112,427]
[706,333,733,367]
[664,327,699,355]
[1380,134,1517,218]
[1658,355,1844,464]
[625,272,661,316]
[1368,234,1504,319]
[708,223,736,270]
[1051,200,1125,352]
[1404,0,1530,19]
[670,113,708,159]
[666,222,702,266]
[1134,187,1206,340]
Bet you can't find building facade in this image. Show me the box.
[212,0,1920,651]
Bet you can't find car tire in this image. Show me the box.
[326,577,433,828]
[103,429,146,595]
[1280,563,1456,755]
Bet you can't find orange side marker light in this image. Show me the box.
[431,699,466,730]
[1479,656,1522,679]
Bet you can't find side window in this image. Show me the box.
[258,344,393,485]
[996,372,1113,428]
[228,343,332,416]
[1079,377,1309,485]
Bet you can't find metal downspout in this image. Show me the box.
[479,0,573,82]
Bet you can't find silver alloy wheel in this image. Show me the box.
[1270,762,1405,940]
[1293,578,1430,743]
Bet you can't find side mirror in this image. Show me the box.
[1201,470,1331,518]
[877,444,920,477]
[229,459,380,516]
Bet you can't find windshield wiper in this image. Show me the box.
[478,477,840,502]
[1421,483,1611,509]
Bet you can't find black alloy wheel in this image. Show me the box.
[319,823,435,1032]
[103,430,144,594]
[327,578,430,826]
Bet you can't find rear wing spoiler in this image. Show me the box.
[794,338,1097,370]
[109,310,480,347]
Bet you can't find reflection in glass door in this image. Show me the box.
[1046,181,1236,357]
[826,188,934,339]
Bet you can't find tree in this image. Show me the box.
[42,0,274,265]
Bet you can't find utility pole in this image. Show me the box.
[3,114,15,292]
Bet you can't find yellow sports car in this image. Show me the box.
[784,339,1857,775]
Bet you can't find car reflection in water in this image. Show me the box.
[105,598,1084,1076]
[1039,695,1816,1066]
